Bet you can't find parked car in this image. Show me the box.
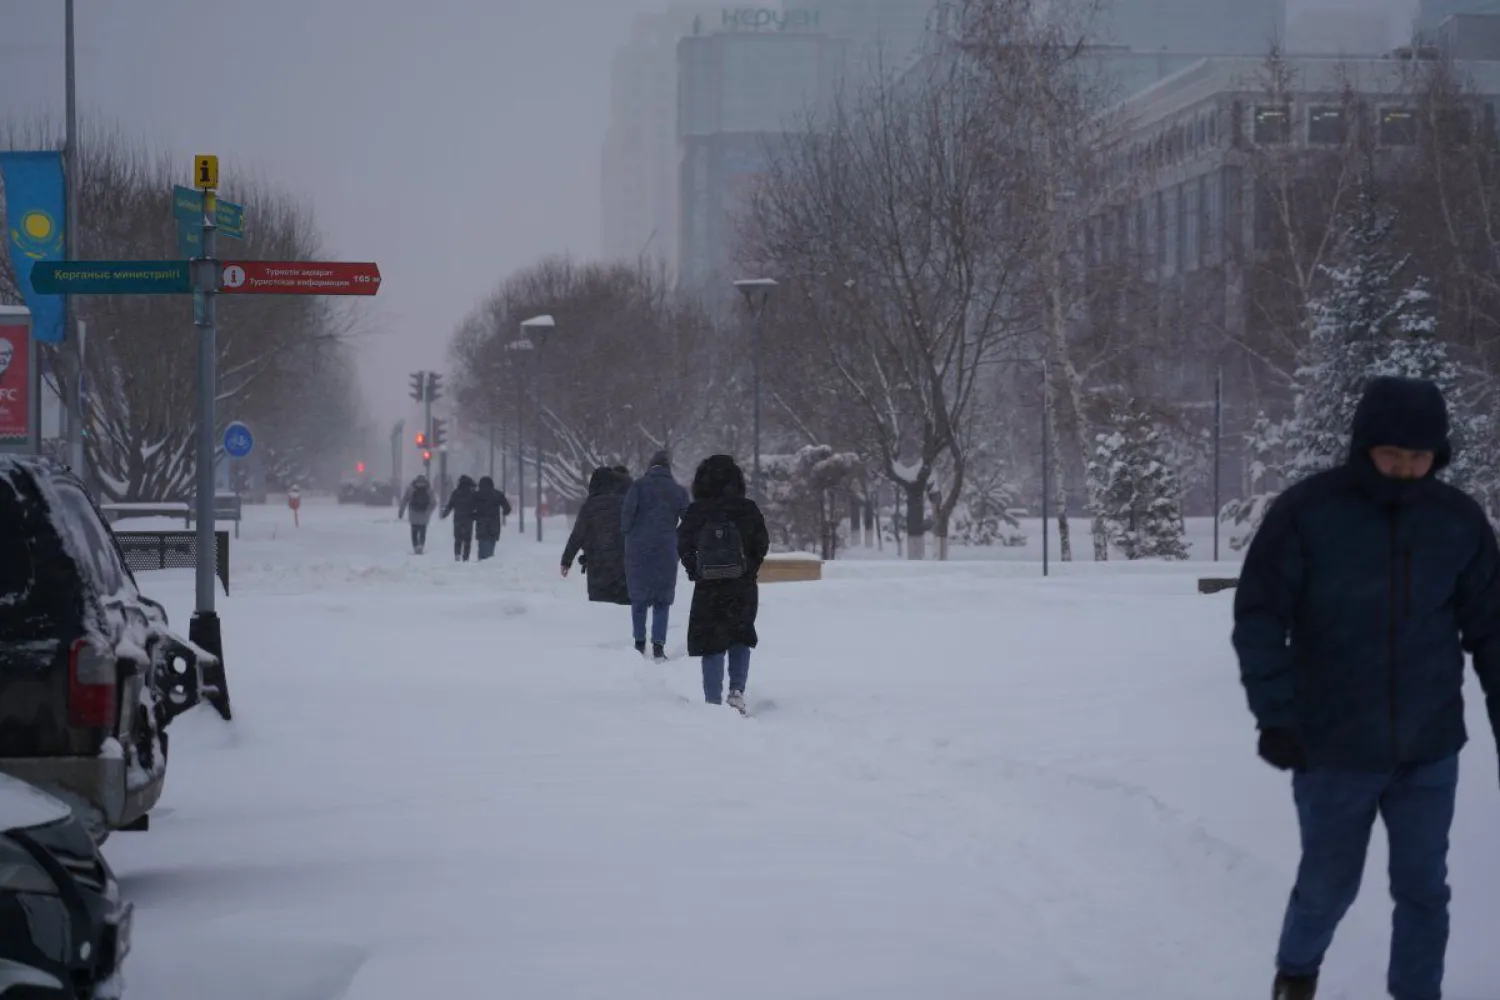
[0,773,131,999]
[0,456,220,842]
[362,481,396,507]
[337,481,362,504]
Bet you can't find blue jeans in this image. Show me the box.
[631,601,669,645]
[701,645,750,704]
[1277,755,1458,1000]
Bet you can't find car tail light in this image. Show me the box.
[68,638,117,730]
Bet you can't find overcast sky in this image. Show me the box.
[0,0,1420,432]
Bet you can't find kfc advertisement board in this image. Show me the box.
[0,309,34,447]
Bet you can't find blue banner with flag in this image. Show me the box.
[0,151,66,343]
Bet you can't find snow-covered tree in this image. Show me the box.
[1090,404,1189,561]
[1221,412,1286,552]
[1226,178,1498,543]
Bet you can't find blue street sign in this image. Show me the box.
[222,421,254,458]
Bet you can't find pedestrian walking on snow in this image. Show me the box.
[678,454,769,712]
[441,474,478,562]
[1233,376,1500,1000]
[398,474,435,554]
[561,466,631,607]
[471,476,513,561]
[621,450,689,660]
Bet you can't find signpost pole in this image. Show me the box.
[189,156,224,700]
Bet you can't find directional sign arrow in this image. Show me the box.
[30,261,191,295]
[173,185,245,238]
[218,261,381,296]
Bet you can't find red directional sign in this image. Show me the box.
[219,261,381,296]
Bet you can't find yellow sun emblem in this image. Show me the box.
[10,208,62,260]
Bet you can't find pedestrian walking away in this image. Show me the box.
[441,474,478,562]
[678,454,770,712]
[398,474,435,554]
[471,476,513,561]
[561,466,631,607]
[621,450,690,660]
[1232,376,1500,1000]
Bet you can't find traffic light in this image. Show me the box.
[409,371,425,401]
[430,417,447,449]
[425,372,443,401]
[422,450,432,463]
[355,461,366,474]
[414,431,427,447]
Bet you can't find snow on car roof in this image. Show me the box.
[0,772,73,830]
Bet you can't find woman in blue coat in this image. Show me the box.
[621,450,689,660]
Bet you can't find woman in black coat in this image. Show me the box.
[561,467,631,607]
[677,455,770,710]
[441,475,478,562]
[470,476,513,561]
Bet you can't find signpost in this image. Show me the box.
[219,261,381,295]
[31,261,191,295]
[223,421,253,458]
[174,185,243,257]
[0,305,38,455]
[25,154,381,722]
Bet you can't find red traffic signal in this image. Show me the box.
[414,432,427,447]
[355,461,366,474]
[421,450,432,462]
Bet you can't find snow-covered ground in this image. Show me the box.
[102,500,1500,1000]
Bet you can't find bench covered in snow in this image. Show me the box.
[759,553,823,584]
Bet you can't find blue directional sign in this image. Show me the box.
[222,421,254,458]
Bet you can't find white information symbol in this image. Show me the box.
[222,265,246,289]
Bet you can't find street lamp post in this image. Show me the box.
[519,314,556,543]
[504,338,533,534]
[733,278,777,501]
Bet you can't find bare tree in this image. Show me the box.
[748,46,1033,560]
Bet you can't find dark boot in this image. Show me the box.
[652,643,666,662]
[634,640,646,655]
[1272,972,1316,1000]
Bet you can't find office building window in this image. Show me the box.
[1379,107,1416,145]
[1254,106,1292,144]
[1308,106,1349,145]
[1162,189,1177,275]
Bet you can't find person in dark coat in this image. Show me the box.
[677,455,770,710]
[561,467,631,606]
[621,450,690,659]
[1233,376,1500,1000]
[470,476,513,561]
[440,474,478,562]
[398,474,435,554]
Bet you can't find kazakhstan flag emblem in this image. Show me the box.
[11,208,62,260]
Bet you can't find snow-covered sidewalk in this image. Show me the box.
[102,504,1500,999]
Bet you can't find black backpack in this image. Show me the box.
[696,516,747,581]
[409,484,432,512]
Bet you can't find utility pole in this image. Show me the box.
[188,154,223,698]
[63,0,85,479]
[1213,366,1223,562]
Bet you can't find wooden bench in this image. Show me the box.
[759,554,823,584]
[1198,577,1239,595]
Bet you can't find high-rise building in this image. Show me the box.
[1287,5,1393,54]
[601,6,716,272]
[1415,0,1500,39]
[675,23,850,290]
[1096,0,1287,54]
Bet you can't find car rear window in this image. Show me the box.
[0,473,39,610]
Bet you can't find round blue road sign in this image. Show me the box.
[223,421,254,458]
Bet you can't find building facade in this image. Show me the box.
[676,24,850,290]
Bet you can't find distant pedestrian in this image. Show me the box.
[471,476,513,561]
[561,466,631,607]
[1233,376,1500,1000]
[398,474,435,554]
[621,450,690,660]
[441,474,478,562]
[678,454,770,712]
